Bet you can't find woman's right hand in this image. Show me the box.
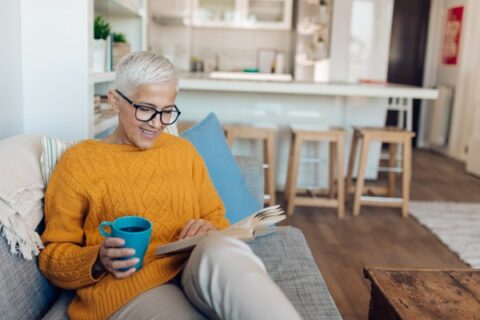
[95,237,138,279]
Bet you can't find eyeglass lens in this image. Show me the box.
[135,106,180,124]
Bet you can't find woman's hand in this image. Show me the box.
[94,237,138,279]
[178,219,217,240]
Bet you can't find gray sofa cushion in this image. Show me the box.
[235,155,265,206]
[0,229,59,320]
[41,291,74,320]
[250,228,342,320]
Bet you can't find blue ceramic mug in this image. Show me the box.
[99,216,152,270]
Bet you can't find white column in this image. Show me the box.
[329,0,352,82]
[20,0,90,141]
[418,0,443,148]
[447,0,477,160]
[330,0,394,83]
[464,0,480,175]
[0,0,24,139]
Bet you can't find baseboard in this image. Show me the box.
[466,138,480,177]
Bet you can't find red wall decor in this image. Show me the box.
[442,6,464,65]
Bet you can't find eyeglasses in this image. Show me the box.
[115,89,181,125]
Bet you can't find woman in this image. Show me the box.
[39,51,300,320]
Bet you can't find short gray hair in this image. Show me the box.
[114,51,178,96]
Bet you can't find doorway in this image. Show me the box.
[386,0,431,146]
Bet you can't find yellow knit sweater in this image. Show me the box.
[39,133,229,320]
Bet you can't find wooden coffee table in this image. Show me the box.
[364,267,480,319]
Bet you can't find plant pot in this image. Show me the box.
[93,39,106,73]
[112,42,131,71]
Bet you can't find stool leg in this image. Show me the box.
[353,136,370,216]
[225,129,235,147]
[329,141,337,198]
[336,136,345,219]
[346,132,359,201]
[388,143,398,197]
[402,137,412,218]
[264,132,276,206]
[284,134,294,200]
[286,134,302,216]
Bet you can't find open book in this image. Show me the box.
[155,205,288,257]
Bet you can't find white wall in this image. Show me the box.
[0,0,23,139]
[418,0,456,148]
[465,33,480,174]
[0,0,91,141]
[20,0,90,140]
[191,28,292,72]
[150,25,293,73]
[461,0,480,174]
[449,0,480,162]
[421,0,480,162]
[330,0,394,82]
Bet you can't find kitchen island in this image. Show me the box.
[176,73,438,190]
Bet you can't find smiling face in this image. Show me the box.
[107,82,178,149]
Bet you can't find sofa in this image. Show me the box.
[0,134,341,320]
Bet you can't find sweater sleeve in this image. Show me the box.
[192,151,230,230]
[39,155,103,290]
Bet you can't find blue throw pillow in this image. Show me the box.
[181,113,261,223]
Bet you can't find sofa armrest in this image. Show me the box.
[249,228,342,320]
[0,233,60,319]
[234,155,264,207]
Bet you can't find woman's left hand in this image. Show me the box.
[178,219,217,240]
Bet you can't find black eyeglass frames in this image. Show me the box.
[115,89,181,125]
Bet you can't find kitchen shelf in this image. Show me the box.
[151,14,191,26]
[90,0,146,138]
[95,0,145,18]
[91,72,116,83]
[191,0,292,30]
[209,71,292,82]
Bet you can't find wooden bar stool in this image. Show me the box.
[177,121,196,134]
[224,125,277,206]
[346,127,415,217]
[285,127,346,218]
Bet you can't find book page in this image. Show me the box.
[155,205,286,257]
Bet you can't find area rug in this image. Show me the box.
[409,201,480,268]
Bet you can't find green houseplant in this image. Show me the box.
[112,32,127,43]
[94,16,111,40]
[92,16,111,72]
[111,32,131,71]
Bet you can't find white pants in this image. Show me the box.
[110,233,301,320]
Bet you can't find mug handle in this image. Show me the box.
[99,221,113,237]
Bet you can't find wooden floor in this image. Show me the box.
[279,150,480,320]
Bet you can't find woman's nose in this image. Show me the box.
[148,113,163,128]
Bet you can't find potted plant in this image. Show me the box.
[112,32,131,70]
[93,16,111,73]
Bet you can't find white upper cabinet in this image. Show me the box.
[191,0,292,30]
[243,0,292,30]
[192,0,240,27]
[95,0,146,18]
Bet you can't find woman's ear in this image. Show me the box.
[107,89,120,112]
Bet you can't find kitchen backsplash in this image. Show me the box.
[149,24,293,73]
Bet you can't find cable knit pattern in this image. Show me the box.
[38,133,229,320]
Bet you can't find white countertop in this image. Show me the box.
[179,72,438,100]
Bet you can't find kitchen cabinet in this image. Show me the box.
[243,0,292,30]
[192,0,292,30]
